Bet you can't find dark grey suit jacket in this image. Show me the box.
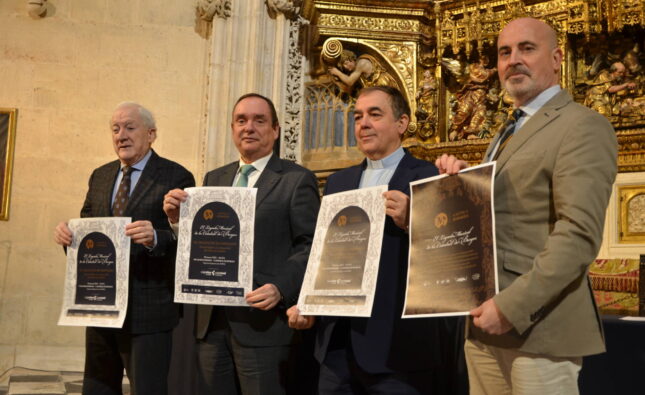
[195,155,320,347]
[80,149,195,334]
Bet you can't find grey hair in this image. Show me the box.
[112,102,157,129]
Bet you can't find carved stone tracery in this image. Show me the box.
[282,19,305,162]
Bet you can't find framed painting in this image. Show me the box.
[619,185,645,244]
[0,108,17,220]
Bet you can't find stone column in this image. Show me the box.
[198,0,304,175]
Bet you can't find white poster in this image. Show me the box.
[174,187,256,306]
[298,185,387,317]
[58,217,131,328]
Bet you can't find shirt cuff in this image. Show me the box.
[145,230,158,251]
[169,220,179,236]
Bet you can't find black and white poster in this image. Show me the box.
[298,186,387,317]
[58,217,130,327]
[174,187,256,306]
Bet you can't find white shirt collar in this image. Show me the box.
[121,148,152,172]
[238,152,272,173]
[518,85,561,117]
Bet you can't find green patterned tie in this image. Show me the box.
[235,164,256,187]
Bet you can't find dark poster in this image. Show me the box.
[188,201,240,282]
[75,232,117,306]
[404,163,497,317]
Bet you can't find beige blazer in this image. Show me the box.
[470,89,618,357]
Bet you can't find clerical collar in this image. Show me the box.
[366,147,405,170]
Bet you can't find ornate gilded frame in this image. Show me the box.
[0,108,17,221]
[618,185,645,243]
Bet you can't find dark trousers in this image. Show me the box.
[318,346,436,395]
[82,327,173,395]
[196,313,292,395]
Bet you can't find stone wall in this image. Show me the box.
[0,0,207,372]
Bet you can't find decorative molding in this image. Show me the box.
[617,129,645,173]
[197,0,232,22]
[367,41,416,107]
[282,19,304,162]
[403,138,490,166]
[318,14,419,33]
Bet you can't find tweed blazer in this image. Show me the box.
[195,155,320,347]
[80,150,195,334]
[470,89,617,356]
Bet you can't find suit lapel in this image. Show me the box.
[216,162,238,187]
[483,128,505,161]
[388,153,417,193]
[254,155,282,207]
[103,161,121,216]
[494,90,571,173]
[346,162,365,189]
[327,160,364,194]
[124,150,159,215]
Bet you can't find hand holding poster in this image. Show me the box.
[297,185,387,317]
[174,187,256,306]
[403,162,498,318]
[58,217,131,328]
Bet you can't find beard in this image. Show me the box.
[502,65,540,104]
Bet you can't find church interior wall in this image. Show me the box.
[0,0,208,372]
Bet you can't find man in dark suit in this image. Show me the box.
[54,102,195,395]
[288,86,447,394]
[163,93,319,395]
[436,18,617,394]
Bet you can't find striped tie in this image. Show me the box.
[112,166,134,216]
[491,108,524,161]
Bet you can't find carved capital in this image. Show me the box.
[197,0,232,22]
[266,0,305,22]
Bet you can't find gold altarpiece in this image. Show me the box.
[298,0,645,176]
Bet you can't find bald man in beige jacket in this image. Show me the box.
[436,17,617,394]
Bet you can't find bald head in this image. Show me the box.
[497,17,563,106]
[504,18,558,49]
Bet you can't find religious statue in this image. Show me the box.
[485,86,514,136]
[327,50,399,94]
[584,62,637,117]
[620,49,645,117]
[624,49,644,90]
[443,56,497,141]
[415,69,438,139]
